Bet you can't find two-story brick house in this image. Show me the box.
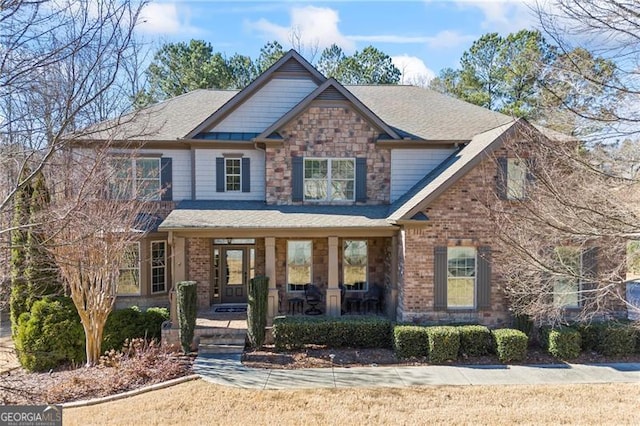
[79,50,594,327]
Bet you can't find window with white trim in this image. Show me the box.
[343,240,368,291]
[304,158,354,201]
[447,247,476,308]
[225,158,241,191]
[117,243,140,295]
[287,240,312,292]
[151,241,167,293]
[110,157,161,200]
[553,246,581,308]
[507,158,527,200]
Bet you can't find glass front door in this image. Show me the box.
[214,245,254,304]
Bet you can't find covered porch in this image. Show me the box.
[159,201,400,324]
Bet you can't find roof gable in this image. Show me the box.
[185,50,326,139]
[256,78,401,140]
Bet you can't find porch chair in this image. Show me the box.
[304,284,323,315]
[362,284,383,314]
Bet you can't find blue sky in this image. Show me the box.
[137,1,539,83]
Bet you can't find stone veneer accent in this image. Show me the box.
[265,105,391,205]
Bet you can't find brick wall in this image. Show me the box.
[186,237,211,308]
[265,105,391,205]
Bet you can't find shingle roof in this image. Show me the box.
[78,90,238,141]
[159,201,394,230]
[346,85,514,140]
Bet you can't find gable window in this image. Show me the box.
[151,241,167,294]
[304,158,354,201]
[552,247,581,308]
[225,158,241,191]
[447,247,476,309]
[343,240,368,291]
[507,158,527,200]
[117,243,140,295]
[110,158,161,200]
[287,240,312,292]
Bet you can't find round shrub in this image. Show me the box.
[103,306,170,352]
[426,326,460,363]
[394,326,429,359]
[15,296,85,371]
[548,327,581,360]
[492,328,528,363]
[458,325,492,357]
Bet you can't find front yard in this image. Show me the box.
[64,380,639,425]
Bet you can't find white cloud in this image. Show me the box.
[247,6,356,52]
[453,0,537,34]
[348,30,474,49]
[137,3,200,35]
[392,55,436,86]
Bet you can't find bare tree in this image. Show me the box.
[44,147,154,366]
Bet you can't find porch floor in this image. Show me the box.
[196,304,247,330]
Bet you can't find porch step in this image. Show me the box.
[198,327,247,355]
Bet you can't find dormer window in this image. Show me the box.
[304,158,355,201]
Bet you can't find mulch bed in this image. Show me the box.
[242,345,640,369]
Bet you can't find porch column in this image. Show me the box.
[326,236,341,316]
[170,236,186,326]
[265,237,278,324]
[389,234,399,320]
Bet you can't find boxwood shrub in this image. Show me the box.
[272,316,392,351]
[393,326,429,359]
[103,306,170,352]
[492,328,528,363]
[596,324,636,357]
[458,325,492,357]
[426,326,460,363]
[573,323,605,352]
[548,327,582,360]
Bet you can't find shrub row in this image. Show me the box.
[394,325,527,364]
[15,297,169,371]
[573,322,637,357]
[273,316,392,351]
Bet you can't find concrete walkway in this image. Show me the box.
[194,354,640,389]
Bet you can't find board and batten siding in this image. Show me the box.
[194,149,265,200]
[210,78,318,133]
[390,148,457,202]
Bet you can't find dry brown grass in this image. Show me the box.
[65,379,639,425]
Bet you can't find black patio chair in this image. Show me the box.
[304,284,323,315]
[362,284,383,314]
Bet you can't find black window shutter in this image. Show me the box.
[497,157,508,200]
[477,246,491,309]
[355,157,367,202]
[241,157,250,193]
[580,247,599,305]
[216,157,225,192]
[160,157,172,201]
[292,157,303,201]
[434,246,448,310]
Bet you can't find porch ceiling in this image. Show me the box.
[158,200,397,235]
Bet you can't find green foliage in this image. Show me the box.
[247,276,269,349]
[102,307,169,352]
[176,281,198,353]
[512,314,534,337]
[317,44,400,85]
[256,41,285,73]
[573,323,603,351]
[14,297,85,371]
[548,327,582,359]
[596,324,636,357]
[458,325,492,357]
[426,326,460,363]
[492,328,528,363]
[393,326,429,359]
[272,316,392,351]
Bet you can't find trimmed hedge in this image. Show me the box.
[102,306,169,352]
[426,326,460,363]
[394,326,429,359]
[492,328,528,363]
[273,316,392,351]
[458,325,492,357]
[597,324,636,357]
[548,327,581,360]
[14,297,85,371]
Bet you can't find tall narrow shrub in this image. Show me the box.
[247,276,269,348]
[176,281,198,353]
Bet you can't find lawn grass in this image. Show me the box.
[65,380,638,425]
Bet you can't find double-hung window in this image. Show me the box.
[117,243,140,295]
[343,240,368,291]
[447,247,476,309]
[287,241,312,292]
[304,158,355,201]
[110,158,161,200]
[552,246,581,308]
[506,158,527,200]
[151,241,167,294]
[225,158,241,191]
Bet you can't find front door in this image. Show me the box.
[216,245,255,304]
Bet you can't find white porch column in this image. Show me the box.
[265,237,278,324]
[326,236,341,316]
[170,236,186,326]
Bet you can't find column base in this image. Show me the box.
[325,288,341,317]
